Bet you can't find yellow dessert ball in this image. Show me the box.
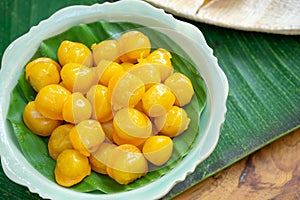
[91,40,120,64]
[60,63,97,94]
[142,84,175,117]
[89,142,117,174]
[69,120,105,157]
[35,84,71,120]
[108,71,145,111]
[86,84,113,123]
[128,62,161,89]
[55,149,91,187]
[154,106,190,137]
[164,72,194,106]
[23,101,63,136]
[113,108,152,146]
[95,60,124,86]
[145,48,174,81]
[106,144,148,185]
[48,124,74,160]
[25,57,61,92]
[142,135,173,166]
[57,40,93,67]
[62,92,92,124]
[118,31,151,63]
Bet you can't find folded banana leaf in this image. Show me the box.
[6,20,206,193]
[0,0,299,199]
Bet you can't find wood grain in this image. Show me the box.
[174,128,300,199]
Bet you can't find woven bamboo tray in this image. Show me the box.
[145,0,300,35]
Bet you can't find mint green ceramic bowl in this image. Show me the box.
[0,0,228,199]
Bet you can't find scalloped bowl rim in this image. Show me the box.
[0,0,229,199]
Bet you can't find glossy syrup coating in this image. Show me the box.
[100,120,114,143]
[143,48,174,81]
[22,31,196,187]
[60,63,97,94]
[91,40,120,64]
[142,83,176,117]
[108,71,145,111]
[57,40,93,67]
[95,60,124,86]
[34,84,71,120]
[142,135,173,166]
[22,101,63,136]
[25,57,61,92]
[118,31,151,63]
[86,84,113,123]
[48,124,74,160]
[54,149,91,187]
[106,144,148,185]
[62,92,92,124]
[120,62,134,71]
[69,119,105,157]
[113,108,152,146]
[89,142,118,174]
[128,62,161,90]
[154,106,190,137]
[164,72,195,106]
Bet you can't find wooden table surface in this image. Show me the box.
[174,128,300,200]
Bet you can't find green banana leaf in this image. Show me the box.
[0,0,300,199]
[5,21,206,193]
[163,22,300,199]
